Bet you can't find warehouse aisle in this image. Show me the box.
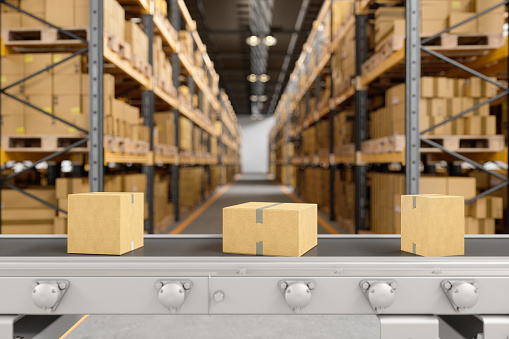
[167,173,344,235]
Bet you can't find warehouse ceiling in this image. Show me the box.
[184,0,325,116]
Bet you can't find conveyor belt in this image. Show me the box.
[1,235,509,258]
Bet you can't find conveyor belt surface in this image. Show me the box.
[1,235,508,258]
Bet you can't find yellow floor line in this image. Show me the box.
[278,183,340,235]
[170,177,238,234]
[59,315,90,339]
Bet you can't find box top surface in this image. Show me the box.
[224,202,316,211]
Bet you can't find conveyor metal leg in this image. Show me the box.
[0,315,21,338]
[478,316,509,339]
[378,315,439,339]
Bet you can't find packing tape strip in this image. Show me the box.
[412,242,416,255]
[413,196,417,209]
[256,203,283,223]
[256,241,263,256]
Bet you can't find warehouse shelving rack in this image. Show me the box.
[270,0,509,233]
[0,0,241,233]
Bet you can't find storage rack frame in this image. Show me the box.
[0,0,241,234]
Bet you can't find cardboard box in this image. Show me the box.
[434,77,454,98]
[22,12,45,28]
[420,176,447,194]
[465,217,479,234]
[479,219,495,234]
[53,217,67,234]
[1,188,57,209]
[449,12,477,33]
[24,53,52,75]
[67,192,144,255]
[422,19,448,34]
[45,0,73,26]
[1,12,21,28]
[1,224,54,234]
[421,1,450,19]
[75,0,89,26]
[1,55,24,74]
[223,202,317,256]
[1,73,25,96]
[464,77,482,98]
[401,194,464,256]
[450,0,473,12]
[24,74,53,95]
[477,13,504,33]
[52,53,82,74]
[475,0,505,13]
[54,74,81,95]
[447,177,476,199]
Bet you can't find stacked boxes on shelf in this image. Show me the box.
[368,77,498,140]
[125,20,150,67]
[1,188,58,234]
[371,173,477,234]
[153,36,174,93]
[334,167,355,233]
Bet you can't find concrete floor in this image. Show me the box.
[66,173,380,338]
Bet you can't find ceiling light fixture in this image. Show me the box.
[247,74,257,82]
[263,35,277,46]
[259,74,270,82]
[250,95,258,102]
[259,95,268,102]
[246,35,261,46]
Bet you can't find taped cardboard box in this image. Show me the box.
[67,192,144,255]
[401,194,464,257]
[223,202,317,257]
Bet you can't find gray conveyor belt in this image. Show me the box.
[1,234,508,258]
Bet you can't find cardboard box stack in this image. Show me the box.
[331,0,354,35]
[153,36,174,90]
[334,110,354,147]
[179,31,194,64]
[1,188,58,234]
[301,167,330,215]
[125,20,149,66]
[302,126,317,156]
[154,170,174,233]
[179,167,204,211]
[374,7,405,52]
[1,0,125,34]
[465,196,503,234]
[331,24,355,96]
[334,167,355,233]
[369,77,497,139]
[372,0,504,51]
[371,173,477,234]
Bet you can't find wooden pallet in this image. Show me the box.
[2,135,88,152]
[103,135,127,153]
[362,33,504,77]
[361,134,504,154]
[361,135,405,154]
[422,33,504,51]
[130,54,152,77]
[104,32,132,60]
[2,27,88,47]
[363,35,404,76]
[421,135,505,153]
[154,144,178,157]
